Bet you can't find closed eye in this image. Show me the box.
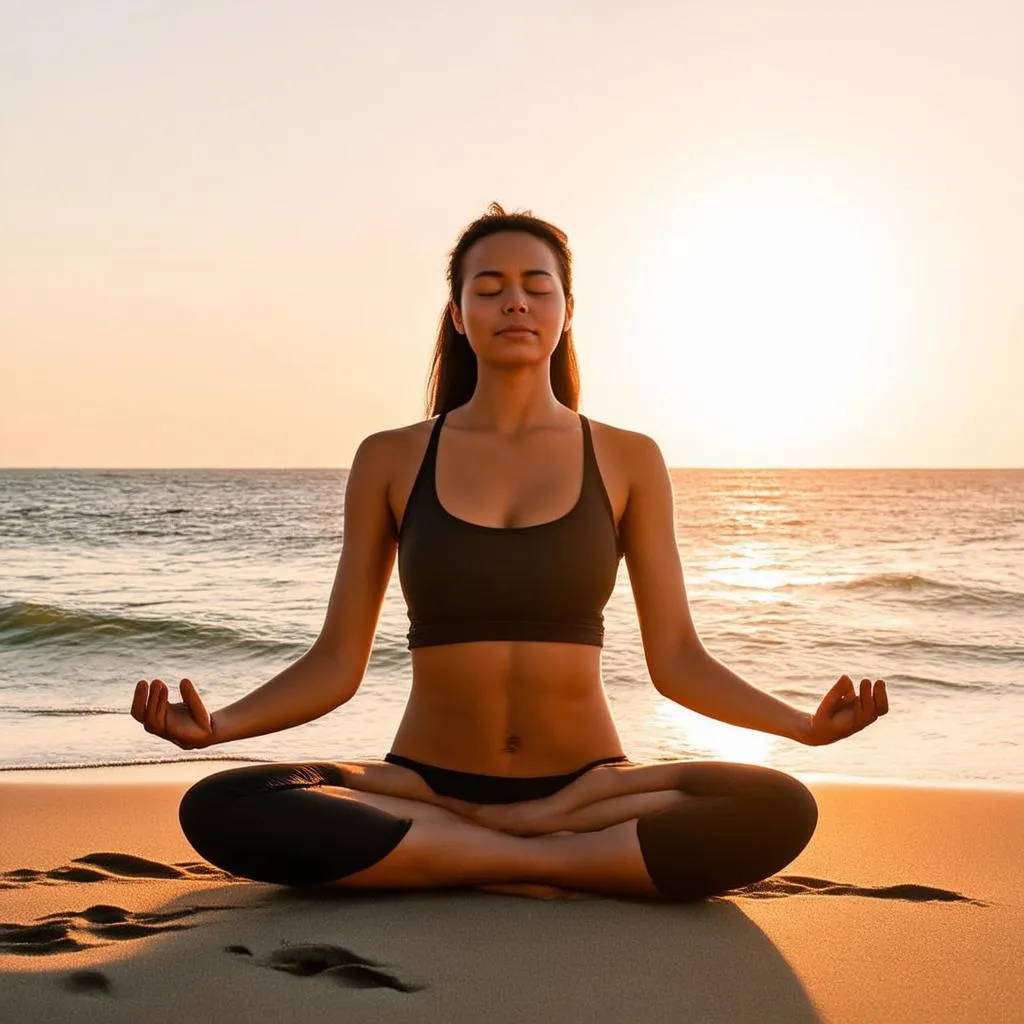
[476,290,552,297]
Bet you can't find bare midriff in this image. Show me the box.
[389,640,626,776]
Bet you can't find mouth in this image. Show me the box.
[496,328,538,337]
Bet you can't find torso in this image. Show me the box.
[384,411,634,776]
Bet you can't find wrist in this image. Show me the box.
[209,709,228,745]
[792,710,815,745]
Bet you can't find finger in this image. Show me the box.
[131,681,149,723]
[860,678,875,725]
[876,680,889,715]
[863,678,878,725]
[144,679,165,733]
[180,678,210,732]
[152,684,168,736]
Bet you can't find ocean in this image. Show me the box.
[1,468,1021,789]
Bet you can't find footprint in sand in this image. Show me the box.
[63,969,113,995]
[731,873,988,906]
[0,851,990,959]
[54,944,425,999]
[0,853,231,888]
[226,941,427,993]
[0,902,231,955]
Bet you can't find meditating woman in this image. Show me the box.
[131,203,889,901]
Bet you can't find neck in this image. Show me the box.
[455,368,569,435]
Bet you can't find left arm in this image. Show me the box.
[617,431,809,744]
[654,646,811,742]
[618,431,887,748]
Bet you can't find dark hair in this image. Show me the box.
[425,202,580,416]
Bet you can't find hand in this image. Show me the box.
[805,675,889,747]
[131,678,215,750]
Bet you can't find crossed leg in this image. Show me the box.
[178,760,817,901]
[335,787,682,898]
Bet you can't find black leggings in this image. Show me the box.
[178,757,817,901]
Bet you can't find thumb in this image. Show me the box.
[179,678,211,732]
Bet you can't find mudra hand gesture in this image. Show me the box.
[805,674,888,746]
[131,678,216,750]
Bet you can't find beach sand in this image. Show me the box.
[1,768,1021,1023]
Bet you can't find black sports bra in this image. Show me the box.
[397,411,622,649]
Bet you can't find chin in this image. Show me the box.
[488,337,554,355]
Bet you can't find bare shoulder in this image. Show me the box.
[354,417,435,466]
[353,419,438,529]
[585,417,665,486]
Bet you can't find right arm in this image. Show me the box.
[211,430,399,744]
[142,430,399,748]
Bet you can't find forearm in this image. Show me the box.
[550,789,686,833]
[211,645,358,744]
[658,647,812,744]
[543,653,810,812]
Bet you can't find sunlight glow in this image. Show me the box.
[654,699,778,766]
[628,164,920,465]
[702,544,831,601]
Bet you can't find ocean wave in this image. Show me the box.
[825,573,1024,613]
[0,751,389,773]
[0,754,270,772]
[710,629,789,648]
[710,572,1024,613]
[814,634,1024,664]
[829,571,1003,594]
[0,705,123,715]
[0,599,309,656]
[880,672,994,693]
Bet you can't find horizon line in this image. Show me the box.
[2,465,1022,473]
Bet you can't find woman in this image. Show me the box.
[132,203,889,901]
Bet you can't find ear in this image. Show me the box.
[563,293,574,334]
[449,298,465,335]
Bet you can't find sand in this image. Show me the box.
[1,768,1022,1023]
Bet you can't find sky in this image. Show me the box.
[2,0,1021,469]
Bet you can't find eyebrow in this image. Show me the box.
[471,269,554,280]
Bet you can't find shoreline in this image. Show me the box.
[2,759,1024,793]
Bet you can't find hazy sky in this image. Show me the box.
[2,0,1021,468]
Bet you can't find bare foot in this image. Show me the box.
[477,882,593,900]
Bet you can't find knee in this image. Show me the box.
[178,762,345,846]
[177,764,413,888]
[634,766,818,901]
[178,770,237,854]
[770,770,818,852]
[746,767,817,863]
[178,764,286,859]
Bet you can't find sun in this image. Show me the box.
[621,165,919,465]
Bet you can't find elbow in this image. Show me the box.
[308,643,363,706]
[650,644,709,701]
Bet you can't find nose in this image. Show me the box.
[502,288,529,314]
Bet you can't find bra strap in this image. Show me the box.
[423,410,447,494]
[428,410,447,452]
[579,414,596,482]
[580,414,619,546]
[402,411,447,529]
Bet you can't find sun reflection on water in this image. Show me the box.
[698,541,830,602]
[653,699,778,766]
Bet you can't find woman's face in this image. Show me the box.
[450,231,573,367]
